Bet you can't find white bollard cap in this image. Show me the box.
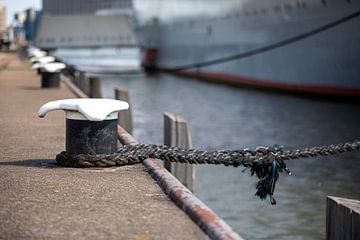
[41,62,66,73]
[31,62,66,72]
[27,46,39,55]
[29,50,47,58]
[30,56,55,64]
[38,98,129,121]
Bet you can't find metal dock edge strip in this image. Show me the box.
[118,126,243,240]
[62,74,244,240]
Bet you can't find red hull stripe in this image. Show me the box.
[176,70,360,97]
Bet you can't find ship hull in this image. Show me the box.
[137,0,360,97]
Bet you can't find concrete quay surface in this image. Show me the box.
[0,53,206,240]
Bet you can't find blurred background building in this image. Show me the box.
[23,8,42,42]
[0,5,6,33]
[0,5,7,48]
[9,8,42,47]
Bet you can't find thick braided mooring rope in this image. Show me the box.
[56,141,360,204]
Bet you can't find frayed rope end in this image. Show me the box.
[243,145,292,205]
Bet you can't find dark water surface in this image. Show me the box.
[99,73,360,240]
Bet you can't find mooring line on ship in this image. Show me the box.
[56,140,360,205]
[167,9,360,71]
[82,70,145,76]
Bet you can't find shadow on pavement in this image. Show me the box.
[0,159,59,168]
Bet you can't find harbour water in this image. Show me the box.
[98,72,360,240]
[57,49,360,239]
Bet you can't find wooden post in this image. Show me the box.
[326,196,360,240]
[164,112,195,192]
[89,76,101,98]
[115,88,133,134]
[72,70,81,88]
[79,72,89,96]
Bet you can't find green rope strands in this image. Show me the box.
[56,141,360,205]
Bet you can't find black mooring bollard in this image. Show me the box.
[41,72,60,88]
[37,62,66,89]
[37,99,129,156]
[66,118,118,155]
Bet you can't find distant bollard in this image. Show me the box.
[40,63,66,88]
[30,56,55,75]
[30,56,55,64]
[89,76,101,98]
[115,88,133,134]
[37,99,129,155]
[28,49,47,58]
[42,72,60,88]
[32,62,66,88]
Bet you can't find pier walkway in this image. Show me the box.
[0,53,206,239]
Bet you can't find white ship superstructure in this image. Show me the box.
[42,0,132,16]
[135,0,360,97]
[36,0,137,49]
